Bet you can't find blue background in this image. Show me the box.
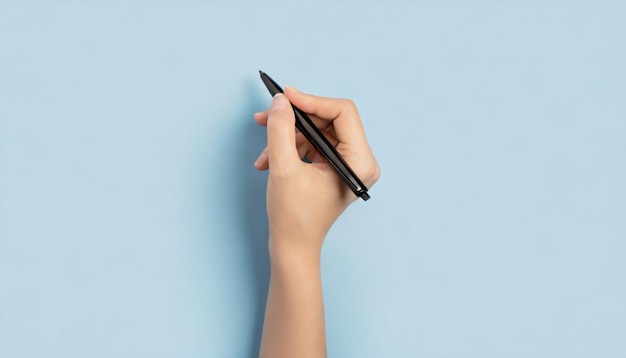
[1,1,625,357]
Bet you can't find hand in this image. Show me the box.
[253,86,380,259]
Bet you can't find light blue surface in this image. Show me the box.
[1,1,625,357]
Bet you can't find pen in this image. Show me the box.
[259,70,370,201]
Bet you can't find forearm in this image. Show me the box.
[259,240,327,358]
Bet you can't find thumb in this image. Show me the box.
[267,93,299,172]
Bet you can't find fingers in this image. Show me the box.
[283,86,368,148]
[253,111,268,127]
[254,87,379,190]
[266,94,300,173]
[254,147,268,170]
[255,133,314,171]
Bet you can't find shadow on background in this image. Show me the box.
[231,79,270,358]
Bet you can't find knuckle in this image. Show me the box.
[268,107,283,118]
[362,160,381,185]
[340,98,357,111]
[372,165,381,182]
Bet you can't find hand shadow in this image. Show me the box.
[231,79,270,358]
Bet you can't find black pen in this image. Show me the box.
[259,70,370,201]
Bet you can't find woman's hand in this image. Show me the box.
[253,86,380,259]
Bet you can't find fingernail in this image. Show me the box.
[270,93,287,110]
[253,112,262,119]
[285,85,300,93]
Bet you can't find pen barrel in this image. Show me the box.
[293,107,370,200]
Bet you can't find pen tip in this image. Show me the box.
[259,70,264,76]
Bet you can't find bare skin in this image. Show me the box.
[254,86,380,358]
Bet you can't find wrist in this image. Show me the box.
[268,233,325,264]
